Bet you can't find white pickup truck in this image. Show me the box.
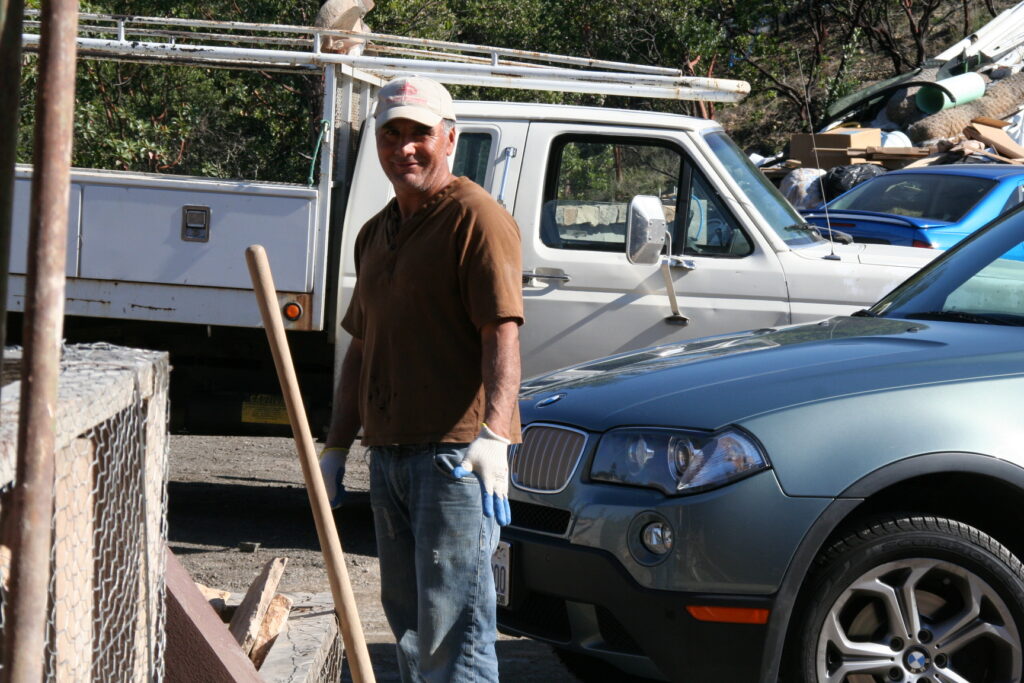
[10,13,935,430]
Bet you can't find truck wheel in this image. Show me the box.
[552,647,663,683]
[798,516,1024,682]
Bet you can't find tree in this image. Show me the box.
[19,0,323,182]
[17,0,1016,169]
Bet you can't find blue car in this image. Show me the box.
[497,205,1024,682]
[801,164,1024,249]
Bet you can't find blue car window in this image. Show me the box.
[831,174,994,223]
[1000,183,1024,215]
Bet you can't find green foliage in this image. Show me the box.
[556,142,678,203]
[17,0,1016,175]
[19,0,321,182]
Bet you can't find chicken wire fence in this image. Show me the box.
[0,343,170,682]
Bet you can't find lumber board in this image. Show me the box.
[229,557,288,654]
[164,548,263,683]
[250,593,293,669]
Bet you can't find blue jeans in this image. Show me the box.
[369,443,500,683]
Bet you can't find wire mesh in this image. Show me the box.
[0,342,170,682]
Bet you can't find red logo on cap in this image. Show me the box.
[397,82,419,97]
[386,81,428,107]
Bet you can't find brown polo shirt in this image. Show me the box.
[341,177,524,446]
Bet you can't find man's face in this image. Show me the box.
[375,118,456,196]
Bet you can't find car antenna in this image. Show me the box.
[804,89,840,261]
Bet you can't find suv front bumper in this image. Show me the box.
[497,527,774,682]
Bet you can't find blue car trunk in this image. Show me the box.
[802,209,947,246]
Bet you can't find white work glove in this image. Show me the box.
[452,424,512,526]
[318,446,349,509]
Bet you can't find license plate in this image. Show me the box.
[491,541,511,607]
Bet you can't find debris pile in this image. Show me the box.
[195,557,293,671]
[763,1,1024,209]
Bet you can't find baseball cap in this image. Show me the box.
[374,76,456,126]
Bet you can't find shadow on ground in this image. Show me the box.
[168,480,378,556]
[341,640,577,682]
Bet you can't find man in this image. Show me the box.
[320,76,523,682]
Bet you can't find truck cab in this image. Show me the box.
[339,101,936,378]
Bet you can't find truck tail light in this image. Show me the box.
[282,302,303,321]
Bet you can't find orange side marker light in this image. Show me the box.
[686,606,770,625]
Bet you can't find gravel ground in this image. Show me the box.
[167,434,579,681]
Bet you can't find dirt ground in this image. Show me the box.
[167,434,579,682]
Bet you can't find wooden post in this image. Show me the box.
[2,2,79,681]
[52,438,94,683]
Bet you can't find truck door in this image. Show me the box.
[514,124,790,378]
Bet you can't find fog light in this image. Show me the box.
[641,521,673,555]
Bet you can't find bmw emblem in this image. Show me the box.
[905,649,929,674]
[535,393,567,408]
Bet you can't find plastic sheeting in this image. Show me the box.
[780,168,826,209]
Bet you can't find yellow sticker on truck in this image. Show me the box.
[240,394,290,425]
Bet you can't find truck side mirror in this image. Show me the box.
[625,195,668,265]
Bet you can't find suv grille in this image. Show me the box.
[511,424,587,493]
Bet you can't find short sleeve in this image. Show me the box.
[458,203,524,330]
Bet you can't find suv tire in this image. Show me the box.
[799,516,1024,682]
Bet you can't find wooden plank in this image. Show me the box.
[250,593,293,669]
[228,557,288,654]
[139,372,169,679]
[196,583,233,619]
[164,548,264,683]
[972,116,1011,128]
[53,437,95,683]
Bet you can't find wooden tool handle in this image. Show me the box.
[245,244,376,683]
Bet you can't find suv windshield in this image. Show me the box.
[873,207,1024,326]
[703,130,822,247]
[831,173,994,222]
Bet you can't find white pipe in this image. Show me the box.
[26,9,682,77]
[934,0,1024,63]
[22,34,750,102]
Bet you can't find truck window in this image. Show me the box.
[541,135,751,257]
[453,132,494,188]
[703,130,820,247]
[541,137,681,252]
[684,171,753,256]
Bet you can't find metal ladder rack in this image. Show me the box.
[21,10,750,102]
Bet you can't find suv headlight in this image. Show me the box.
[590,427,769,495]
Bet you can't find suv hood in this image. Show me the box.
[520,316,1024,431]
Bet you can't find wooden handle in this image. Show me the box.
[244,244,376,683]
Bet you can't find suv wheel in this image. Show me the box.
[799,516,1024,682]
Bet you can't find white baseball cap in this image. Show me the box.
[374,76,456,126]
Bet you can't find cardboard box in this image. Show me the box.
[789,128,882,169]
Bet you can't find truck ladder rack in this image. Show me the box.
[21,10,749,102]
